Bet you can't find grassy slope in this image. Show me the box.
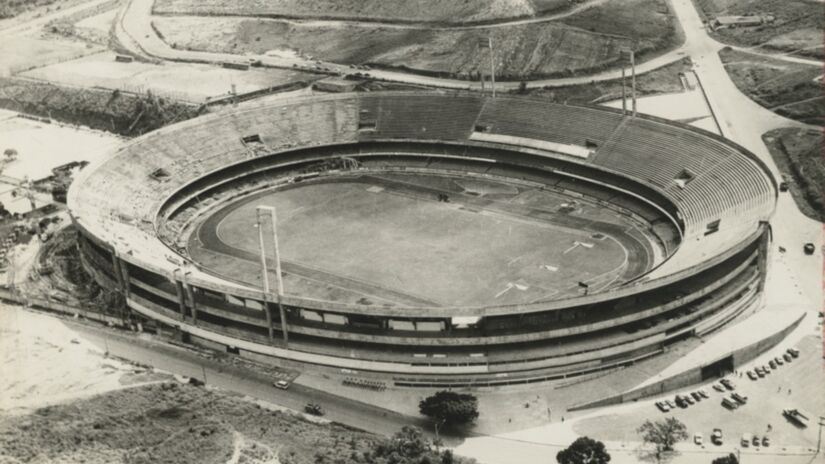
[718,48,823,125]
[523,57,693,105]
[153,0,545,23]
[154,0,679,80]
[763,128,824,221]
[0,382,461,464]
[0,0,63,19]
[694,0,824,58]
[0,78,205,136]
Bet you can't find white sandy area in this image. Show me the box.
[0,116,122,181]
[603,88,718,134]
[0,304,137,415]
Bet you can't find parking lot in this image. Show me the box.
[573,335,824,452]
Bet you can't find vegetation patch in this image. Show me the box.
[763,128,824,221]
[719,48,823,125]
[0,77,205,136]
[0,382,470,464]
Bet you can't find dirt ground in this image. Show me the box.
[719,48,823,125]
[762,128,825,222]
[153,0,565,23]
[152,0,677,79]
[694,0,824,58]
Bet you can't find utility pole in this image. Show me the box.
[488,36,496,98]
[630,49,637,116]
[256,208,275,342]
[621,65,627,114]
[256,206,289,347]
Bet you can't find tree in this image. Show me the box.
[711,453,738,464]
[419,391,479,427]
[518,81,528,94]
[3,148,17,161]
[557,436,611,464]
[636,417,689,453]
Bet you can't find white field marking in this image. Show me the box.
[579,241,594,248]
[513,283,529,291]
[494,283,514,299]
[540,264,558,272]
[507,255,523,267]
[563,242,581,254]
[366,185,384,193]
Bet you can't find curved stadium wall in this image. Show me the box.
[68,92,777,386]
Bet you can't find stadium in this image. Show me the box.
[68,91,777,387]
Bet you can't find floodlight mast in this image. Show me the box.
[256,206,289,346]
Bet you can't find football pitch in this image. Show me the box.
[191,173,651,307]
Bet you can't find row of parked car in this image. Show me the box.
[746,347,799,380]
[655,388,710,412]
[741,433,770,448]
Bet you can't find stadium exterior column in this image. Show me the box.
[173,270,187,321]
[118,255,130,299]
[756,223,770,292]
[183,271,197,324]
[621,66,627,114]
[111,253,124,293]
[256,208,276,342]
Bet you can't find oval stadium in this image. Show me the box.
[68,91,778,387]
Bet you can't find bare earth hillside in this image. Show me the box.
[154,0,678,79]
[153,0,570,23]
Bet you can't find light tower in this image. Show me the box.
[620,47,637,116]
[256,205,289,347]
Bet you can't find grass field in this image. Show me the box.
[719,48,823,125]
[191,173,646,307]
[153,0,568,23]
[152,0,678,79]
[694,0,824,58]
[763,128,825,221]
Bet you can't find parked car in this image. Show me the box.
[713,383,726,392]
[803,243,815,255]
[721,379,735,390]
[762,436,770,447]
[747,370,758,380]
[783,353,793,363]
[691,392,703,402]
[762,364,771,374]
[722,397,739,409]
[676,395,689,408]
[304,403,324,416]
[741,434,751,447]
[779,181,789,192]
[685,395,696,405]
[752,435,760,447]
[731,392,748,405]
[775,356,784,366]
[656,401,670,412]
[694,432,703,445]
[787,347,800,358]
[273,380,290,390]
[665,399,677,410]
[712,428,723,445]
[769,360,777,369]
[698,389,709,399]
[755,367,766,377]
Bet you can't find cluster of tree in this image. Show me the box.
[315,426,468,464]
[419,391,479,428]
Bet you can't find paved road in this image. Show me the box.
[66,319,438,439]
